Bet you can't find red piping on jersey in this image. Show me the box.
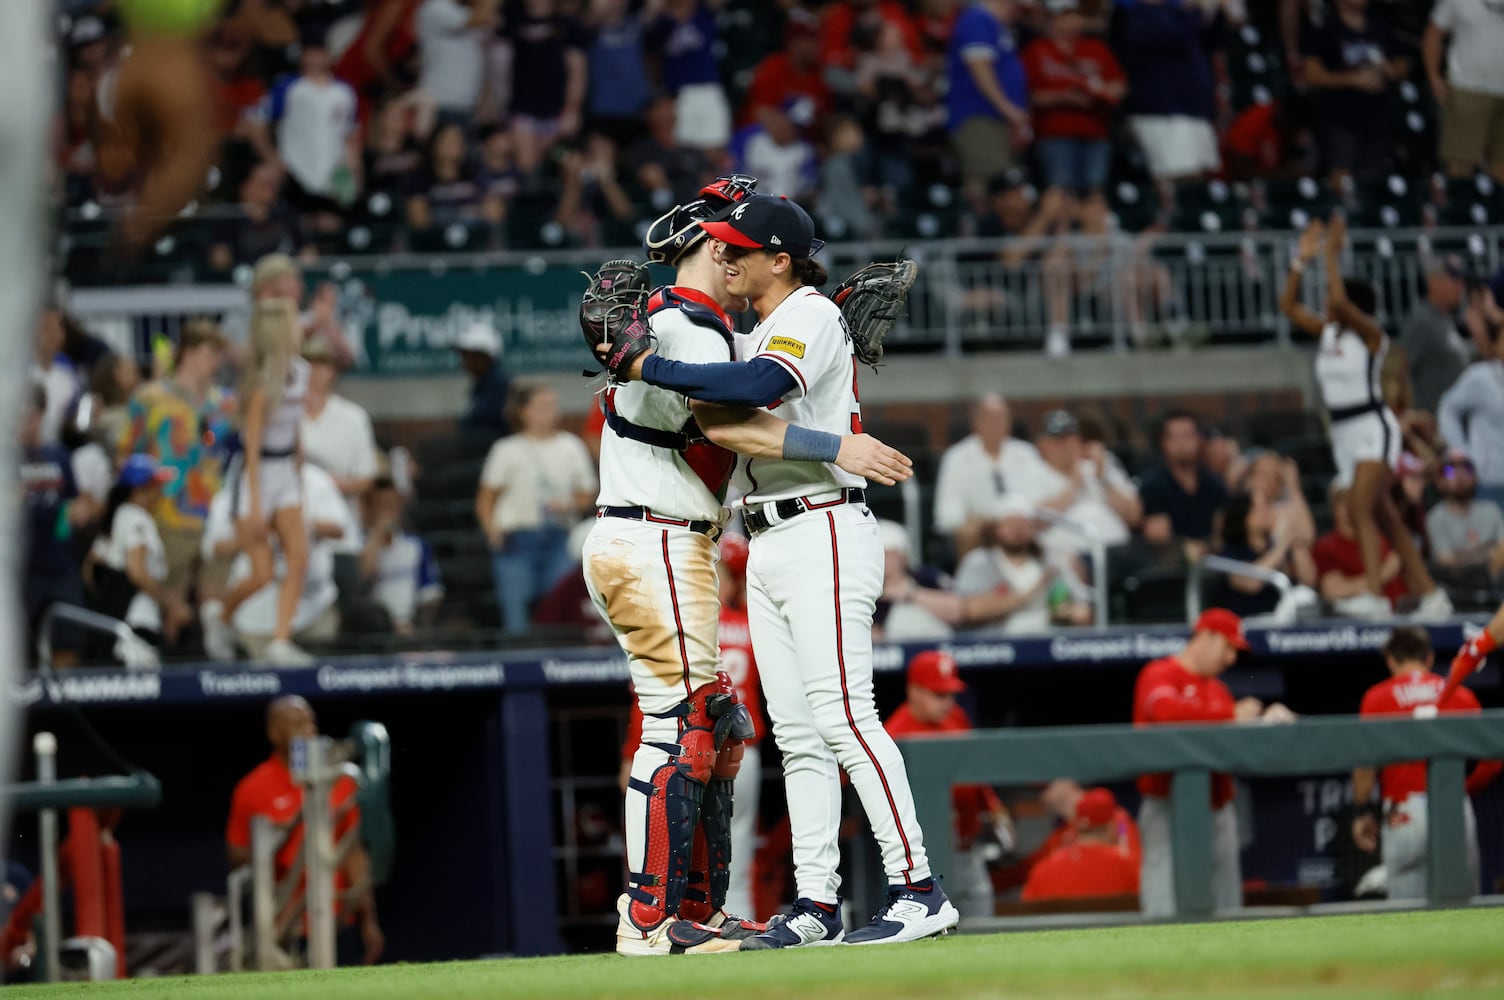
[662,531,692,700]
[827,511,916,880]
[755,352,808,395]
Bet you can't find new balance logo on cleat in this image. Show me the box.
[739,898,844,950]
[614,895,742,956]
[842,884,960,946]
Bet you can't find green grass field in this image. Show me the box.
[6,909,1503,1000]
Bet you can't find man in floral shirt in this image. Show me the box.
[118,321,233,601]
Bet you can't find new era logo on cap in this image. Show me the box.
[701,194,825,259]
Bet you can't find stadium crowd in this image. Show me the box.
[24,247,1504,665]
[23,0,1504,663]
[22,254,446,667]
[54,0,1504,273]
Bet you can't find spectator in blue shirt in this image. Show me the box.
[946,0,1031,189]
[646,0,730,152]
[585,0,653,146]
[1111,0,1221,202]
[21,386,93,667]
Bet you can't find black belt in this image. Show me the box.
[1328,400,1384,423]
[597,506,722,541]
[261,447,297,459]
[743,488,866,536]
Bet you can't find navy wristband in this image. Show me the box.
[783,424,841,464]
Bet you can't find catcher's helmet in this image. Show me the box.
[643,174,758,266]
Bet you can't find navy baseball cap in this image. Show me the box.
[700,194,825,259]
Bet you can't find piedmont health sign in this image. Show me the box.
[320,263,593,376]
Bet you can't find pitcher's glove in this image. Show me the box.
[831,258,917,370]
[579,259,653,381]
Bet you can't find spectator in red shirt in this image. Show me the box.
[1314,482,1409,617]
[1354,626,1500,901]
[741,9,831,127]
[821,0,923,70]
[885,650,1011,919]
[1133,609,1295,917]
[1021,0,1124,197]
[226,696,384,965]
[208,25,267,140]
[1022,788,1141,902]
[334,0,421,111]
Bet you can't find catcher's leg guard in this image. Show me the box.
[679,675,754,923]
[626,674,750,929]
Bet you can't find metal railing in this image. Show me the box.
[196,737,367,974]
[38,604,160,671]
[901,712,1504,921]
[63,225,1504,364]
[1186,555,1295,623]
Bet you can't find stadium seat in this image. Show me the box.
[1108,180,1160,233]
[1254,177,1333,231]
[1116,563,1190,625]
[1242,410,1324,448]
[1171,180,1248,234]
[1272,433,1337,478]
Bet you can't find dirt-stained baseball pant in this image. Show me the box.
[746,503,932,902]
[1137,798,1241,917]
[583,518,721,897]
[1383,794,1479,901]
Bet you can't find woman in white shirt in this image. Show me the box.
[88,454,191,649]
[475,380,597,634]
[1281,217,1450,621]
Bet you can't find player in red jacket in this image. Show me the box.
[884,650,1011,920]
[1438,600,1504,705]
[1022,788,1140,902]
[622,533,765,921]
[1355,626,1501,900]
[1133,608,1295,917]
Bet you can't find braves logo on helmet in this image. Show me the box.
[644,174,759,266]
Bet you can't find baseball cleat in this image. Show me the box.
[842,883,960,945]
[705,909,767,941]
[614,894,741,956]
[739,898,844,950]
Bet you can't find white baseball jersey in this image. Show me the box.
[596,290,737,521]
[733,288,865,504]
[1315,322,1387,412]
[734,285,933,900]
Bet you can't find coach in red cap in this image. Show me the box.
[1132,608,1294,917]
[1021,788,1140,903]
[885,650,1009,920]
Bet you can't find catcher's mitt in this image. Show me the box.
[832,258,918,370]
[579,259,653,381]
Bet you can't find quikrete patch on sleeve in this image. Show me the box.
[767,336,806,358]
